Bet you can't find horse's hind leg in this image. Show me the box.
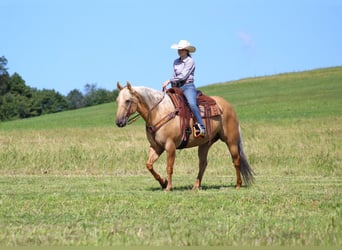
[146,146,168,189]
[226,142,242,189]
[193,143,210,190]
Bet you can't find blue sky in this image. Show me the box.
[2,0,342,95]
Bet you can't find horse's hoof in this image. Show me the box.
[192,179,201,191]
[161,179,168,189]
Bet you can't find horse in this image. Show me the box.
[115,82,254,191]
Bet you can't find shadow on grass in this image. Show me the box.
[149,183,246,192]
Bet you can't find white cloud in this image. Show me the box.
[237,31,255,48]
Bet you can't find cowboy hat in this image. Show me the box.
[171,40,196,53]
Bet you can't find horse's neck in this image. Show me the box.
[134,87,174,121]
[134,87,163,109]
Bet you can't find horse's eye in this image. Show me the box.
[125,100,131,105]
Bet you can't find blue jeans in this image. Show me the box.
[180,83,205,128]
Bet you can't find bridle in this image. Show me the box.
[124,98,141,125]
[126,89,166,125]
[123,88,178,134]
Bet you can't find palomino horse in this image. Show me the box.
[115,82,254,191]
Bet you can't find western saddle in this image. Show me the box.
[166,87,222,149]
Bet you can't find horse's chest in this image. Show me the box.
[146,125,182,150]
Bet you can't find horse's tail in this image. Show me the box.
[238,125,255,186]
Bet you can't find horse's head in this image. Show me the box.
[115,81,139,127]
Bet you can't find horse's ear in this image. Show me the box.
[126,81,132,91]
[117,82,124,90]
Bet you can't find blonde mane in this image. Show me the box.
[133,86,173,110]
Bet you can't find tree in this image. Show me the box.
[0,57,69,121]
[0,93,18,120]
[0,56,8,76]
[66,89,85,109]
[8,73,31,97]
[35,89,68,114]
[0,72,33,120]
[111,89,119,101]
[82,83,117,106]
[0,56,9,95]
[83,83,97,106]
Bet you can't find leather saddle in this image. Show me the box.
[166,87,222,148]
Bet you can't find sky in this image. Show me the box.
[2,0,342,95]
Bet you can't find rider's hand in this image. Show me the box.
[162,80,170,91]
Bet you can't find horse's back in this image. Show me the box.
[211,96,238,120]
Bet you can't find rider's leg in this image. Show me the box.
[181,83,206,135]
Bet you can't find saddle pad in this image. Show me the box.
[199,103,222,118]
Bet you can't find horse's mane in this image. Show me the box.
[133,86,172,110]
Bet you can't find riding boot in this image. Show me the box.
[193,123,206,138]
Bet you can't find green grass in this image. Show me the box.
[0,103,117,131]
[0,175,340,246]
[0,67,341,246]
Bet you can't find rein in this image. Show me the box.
[127,112,141,124]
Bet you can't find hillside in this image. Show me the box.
[201,66,342,121]
[0,67,341,246]
[0,66,341,131]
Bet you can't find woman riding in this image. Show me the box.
[162,40,206,137]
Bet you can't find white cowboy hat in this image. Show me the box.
[170,40,196,53]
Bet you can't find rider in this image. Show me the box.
[162,40,206,137]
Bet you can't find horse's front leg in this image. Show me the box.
[146,146,168,189]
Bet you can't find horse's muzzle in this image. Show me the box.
[115,117,128,127]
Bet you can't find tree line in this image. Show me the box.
[0,56,118,121]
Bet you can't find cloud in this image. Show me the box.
[237,31,255,48]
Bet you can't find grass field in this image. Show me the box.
[0,67,341,246]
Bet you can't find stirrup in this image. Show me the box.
[193,123,206,138]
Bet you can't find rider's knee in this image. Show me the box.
[188,102,198,111]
